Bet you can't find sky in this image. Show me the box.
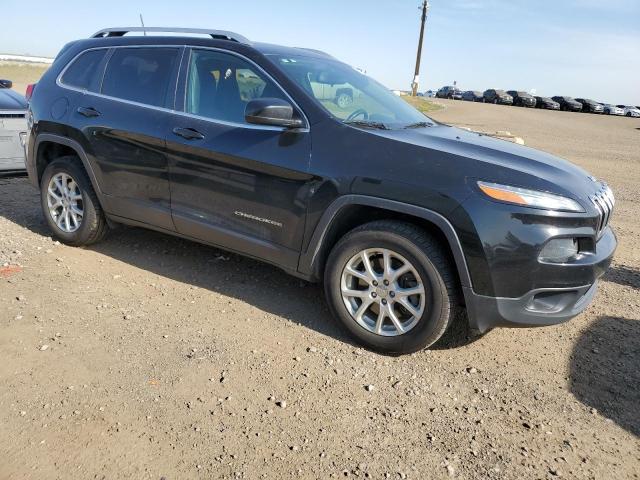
[1,0,639,105]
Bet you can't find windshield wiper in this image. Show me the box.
[403,121,433,129]
[344,120,389,130]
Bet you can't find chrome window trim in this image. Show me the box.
[56,46,112,93]
[0,110,27,116]
[56,44,310,133]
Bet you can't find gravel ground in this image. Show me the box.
[1,100,638,479]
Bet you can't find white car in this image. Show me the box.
[0,85,27,173]
[616,105,640,118]
[603,104,624,116]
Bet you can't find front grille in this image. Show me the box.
[589,183,615,237]
[0,113,26,118]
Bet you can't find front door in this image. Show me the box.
[165,48,313,270]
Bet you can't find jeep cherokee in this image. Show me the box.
[24,27,617,354]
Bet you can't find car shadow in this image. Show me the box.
[603,264,640,290]
[94,225,361,346]
[569,315,640,437]
[0,178,352,346]
[0,177,478,353]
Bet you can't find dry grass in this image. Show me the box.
[402,95,444,114]
[0,62,50,96]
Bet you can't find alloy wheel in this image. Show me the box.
[47,172,84,233]
[340,248,426,336]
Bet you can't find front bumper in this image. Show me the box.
[464,226,616,332]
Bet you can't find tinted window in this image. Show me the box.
[186,49,288,124]
[102,48,179,108]
[61,49,108,91]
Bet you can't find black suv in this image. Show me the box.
[506,90,536,108]
[552,96,583,112]
[436,86,462,100]
[483,89,513,105]
[25,28,617,354]
[574,98,604,114]
[535,96,560,110]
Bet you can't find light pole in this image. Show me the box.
[411,0,430,96]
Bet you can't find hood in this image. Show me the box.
[0,89,27,110]
[372,124,599,203]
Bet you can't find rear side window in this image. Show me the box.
[60,49,108,91]
[102,48,180,108]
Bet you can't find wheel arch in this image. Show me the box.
[298,195,473,295]
[34,134,102,196]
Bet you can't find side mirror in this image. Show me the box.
[245,98,304,129]
[0,79,13,89]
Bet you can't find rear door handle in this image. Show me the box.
[172,127,205,140]
[77,106,101,118]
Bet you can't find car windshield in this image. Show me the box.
[269,54,431,128]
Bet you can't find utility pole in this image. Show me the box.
[411,0,430,96]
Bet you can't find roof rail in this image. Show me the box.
[91,27,251,45]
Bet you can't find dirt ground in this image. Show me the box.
[1,100,638,480]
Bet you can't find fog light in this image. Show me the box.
[539,238,578,263]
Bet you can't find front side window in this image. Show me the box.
[60,49,108,91]
[271,54,430,128]
[102,47,180,108]
[186,49,288,124]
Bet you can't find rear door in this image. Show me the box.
[67,46,182,230]
[165,47,314,270]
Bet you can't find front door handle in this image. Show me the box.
[172,127,205,140]
[77,106,101,118]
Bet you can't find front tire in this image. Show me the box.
[324,221,459,354]
[40,156,108,246]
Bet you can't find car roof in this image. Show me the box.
[0,89,27,110]
[69,29,335,61]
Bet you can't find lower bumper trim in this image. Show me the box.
[464,282,598,333]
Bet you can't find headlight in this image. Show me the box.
[478,181,584,212]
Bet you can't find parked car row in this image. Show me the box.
[433,85,639,117]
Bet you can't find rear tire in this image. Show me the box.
[40,156,108,246]
[324,221,459,354]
